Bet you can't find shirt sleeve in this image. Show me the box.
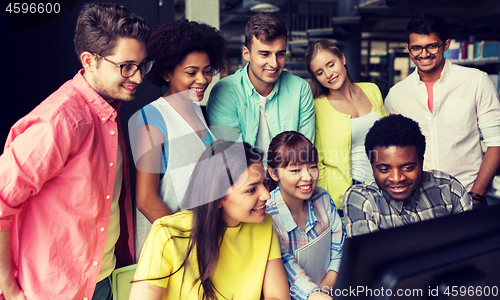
[449,177,473,213]
[477,72,500,146]
[327,200,345,273]
[343,188,379,237]
[0,111,75,230]
[129,106,169,175]
[384,89,396,115]
[134,219,175,287]
[298,82,316,143]
[207,81,243,142]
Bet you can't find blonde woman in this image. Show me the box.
[305,40,386,213]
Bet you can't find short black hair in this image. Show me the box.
[406,12,449,44]
[147,20,227,87]
[365,114,426,162]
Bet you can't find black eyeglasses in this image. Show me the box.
[408,43,444,56]
[92,52,154,78]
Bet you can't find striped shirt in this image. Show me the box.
[343,170,472,237]
[266,186,345,300]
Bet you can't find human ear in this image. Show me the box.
[80,51,95,72]
[242,46,251,63]
[162,72,170,83]
[267,166,279,182]
[443,39,451,52]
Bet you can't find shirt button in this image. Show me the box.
[110,130,115,135]
[101,117,106,122]
[255,123,258,126]
[93,261,98,266]
[106,195,111,199]
[100,227,105,232]
[84,298,89,300]
[109,162,114,167]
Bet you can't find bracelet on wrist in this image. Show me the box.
[468,192,486,202]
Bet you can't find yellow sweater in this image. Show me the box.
[134,210,281,300]
[314,82,386,209]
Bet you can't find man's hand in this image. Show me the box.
[4,287,27,300]
[0,230,26,300]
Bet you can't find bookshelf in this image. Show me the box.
[445,39,500,93]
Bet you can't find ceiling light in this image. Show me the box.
[250,3,279,13]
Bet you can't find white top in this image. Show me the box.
[131,94,214,259]
[350,110,380,182]
[385,59,500,190]
[98,139,123,281]
[255,94,272,162]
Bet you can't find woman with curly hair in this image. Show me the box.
[304,40,386,213]
[129,20,227,257]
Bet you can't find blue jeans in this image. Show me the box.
[92,276,112,300]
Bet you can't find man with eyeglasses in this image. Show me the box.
[0,3,151,300]
[385,13,500,209]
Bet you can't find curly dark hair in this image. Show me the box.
[365,114,426,163]
[147,20,227,87]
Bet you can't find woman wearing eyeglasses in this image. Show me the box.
[304,40,386,214]
[129,20,226,258]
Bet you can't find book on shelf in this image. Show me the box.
[446,39,500,62]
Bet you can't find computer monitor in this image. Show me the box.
[335,205,500,299]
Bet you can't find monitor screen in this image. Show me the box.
[335,205,500,299]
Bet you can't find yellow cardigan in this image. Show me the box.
[314,82,386,209]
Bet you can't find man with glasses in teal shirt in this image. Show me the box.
[207,13,315,157]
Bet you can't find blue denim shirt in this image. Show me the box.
[207,63,315,145]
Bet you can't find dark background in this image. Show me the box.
[0,0,176,201]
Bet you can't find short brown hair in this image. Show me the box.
[74,3,150,61]
[244,12,287,50]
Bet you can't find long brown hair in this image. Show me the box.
[136,141,263,300]
[265,131,318,192]
[305,39,354,99]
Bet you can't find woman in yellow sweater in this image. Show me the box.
[129,141,290,300]
[305,40,386,213]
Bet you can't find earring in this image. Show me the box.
[165,77,170,82]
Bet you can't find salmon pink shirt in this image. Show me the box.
[0,70,134,299]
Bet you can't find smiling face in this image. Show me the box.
[309,50,347,91]
[372,145,423,201]
[164,51,212,101]
[242,36,287,96]
[269,163,319,205]
[85,37,148,103]
[407,32,450,82]
[219,162,270,227]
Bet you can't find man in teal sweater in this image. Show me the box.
[207,12,315,156]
